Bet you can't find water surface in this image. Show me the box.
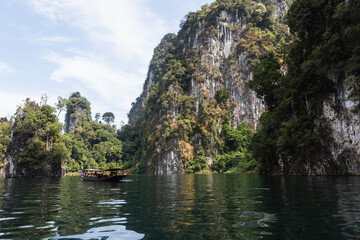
[0,174,359,239]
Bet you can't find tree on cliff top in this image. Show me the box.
[95,113,101,121]
[102,112,115,125]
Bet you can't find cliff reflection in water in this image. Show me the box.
[260,176,360,239]
[121,174,276,239]
[0,175,359,239]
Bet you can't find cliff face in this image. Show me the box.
[65,92,92,133]
[283,87,360,175]
[275,86,360,175]
[5,101,66,178]
[254,0,360,175]
[319,88,360,175]
[129,0,290,174]
[0,118,11,177]
[186,9,265,130]
[6,127,65,178]
[0,167,4,178]
[129,34,177,125]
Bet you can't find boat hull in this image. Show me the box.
[81,175,128,182]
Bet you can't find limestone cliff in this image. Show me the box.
[6,126,65,178]
[252,0,360,175]
[65,92,92,133]
[317,87,360,175]
[5,100,66,178]
[129,0,290,174]
[273,85,360,175]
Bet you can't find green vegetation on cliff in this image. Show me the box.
[250,0,360,174]
[124,0,291,174]
[64,120,122,171]
[0,119,12,168]
[63,93,122,171]
[6,99,68,177]
[181,0,291,68]
[0,92,124,176]
[65,92,92,133]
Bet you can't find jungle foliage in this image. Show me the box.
[62,93,122,171]
[249,0,360,174]
[64,120,122,171]
[0,93,124,175]
[0,119,12,168]
[7,99,68,175]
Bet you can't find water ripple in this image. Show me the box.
[0,217,16,221]
[98,200,126,205]
[48,225,144,240]
[1,175,360,239]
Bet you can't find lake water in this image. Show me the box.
[0,174,359,239]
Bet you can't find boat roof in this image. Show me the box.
[103,168,126,171]
[82,168,127,172]
[82,168,129,172]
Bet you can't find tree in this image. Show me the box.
[102,112,115,125]
[215,88,231,109]
[40,93,48,106]
[249,52,283,110]
[56,96,68,118]
[95,113,101,121]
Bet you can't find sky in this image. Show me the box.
[0,0,211,125]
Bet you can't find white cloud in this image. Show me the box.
[44,51,142,114]
[0,62,15,73]
[0,91,59,119]
[28,0,169,123]
[37,36,75,43]
[0,91,24,118]
[29,0,167,66]
[28,0,63,21]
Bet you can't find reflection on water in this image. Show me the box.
[0,175,359,239]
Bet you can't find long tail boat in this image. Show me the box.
[80,168,131,182]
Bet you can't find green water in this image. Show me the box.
[0,174,359,239]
